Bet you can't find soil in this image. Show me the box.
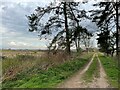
[57,53,111,88]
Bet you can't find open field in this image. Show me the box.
[1,50,94,88]
[1,50,119,88]
[1,50,71,82]
[1,50,45,58]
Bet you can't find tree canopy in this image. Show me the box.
[90,2,120,56]
[27,2,90,54]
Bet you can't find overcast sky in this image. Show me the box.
[0,0,99,50]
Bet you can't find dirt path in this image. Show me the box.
[57,53,96,88]
[57,53,110,88]
[86,54,110,88]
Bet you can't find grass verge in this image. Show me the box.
[2,52,93,88]
[82,55,99,82]
[98,53,119,88]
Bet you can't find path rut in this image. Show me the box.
[57,53,95,88]
[57,53,110,88]
[86,54,110,88]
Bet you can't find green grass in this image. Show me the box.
[82,55,99,82]
[2,52,93,88]
[98,53,119,88]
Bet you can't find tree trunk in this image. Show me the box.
[116,3,120,67]
[78,33,80,51]
[116,2,119,56]
[63,2,71,54]
[75,39,79,52]
[111,48,114,57]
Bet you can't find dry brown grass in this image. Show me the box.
[2,50,44,58]
[2,50,71,81]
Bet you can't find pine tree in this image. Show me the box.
[27,2,88,54]
[90,2,120,56]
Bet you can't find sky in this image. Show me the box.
[0,0,99,50]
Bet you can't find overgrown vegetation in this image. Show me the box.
[2,52,93,88]
[98,53,119,88]
[2,54,39,81]
[82,55,99,82]
[2,51,70,82]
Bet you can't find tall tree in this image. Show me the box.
[70,26,93,52]
[80,28,93,52]
[90,2,120,56]
[27,2,88,54]
[71,26,82,52]
[97,29,111,55]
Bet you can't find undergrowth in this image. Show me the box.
[2,52,93,88]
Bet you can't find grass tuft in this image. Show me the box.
[82,55,99,82]
[98,54,119,88]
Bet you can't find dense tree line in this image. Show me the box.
[90,2,120,56]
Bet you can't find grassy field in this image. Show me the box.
[2,50,94,88]
[82,54,99,82]
[1,49,45,58]
[2,50,69,81]
[98,53,119,88]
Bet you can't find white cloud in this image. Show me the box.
[8,41,29,46]
[0,1,98,49]
[7,41,32,49]
[2,37,49,49]
[0,1,52,49]
[9,41,17,46]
